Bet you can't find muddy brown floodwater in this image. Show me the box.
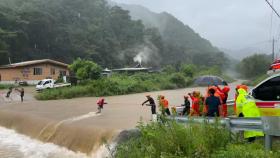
[0,81,241,157]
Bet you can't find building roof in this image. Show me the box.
[112,67,150,71]
[0,59,69,69]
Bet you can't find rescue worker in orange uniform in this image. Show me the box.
[160,96,171,115]
[216,85,230,117]
[189,91,201,116]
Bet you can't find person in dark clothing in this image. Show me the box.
[205,88,221,117]
[6,87,13,98]
[15,88,24,102]
[182,95,190,116]
[19,88,24,102]
[142,95,156,115]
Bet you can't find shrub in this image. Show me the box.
[180,64,196,77]
[213,143,280,158]
[115,120,279,158]
[115,120,231,158]
[170,73,187,88]
[0,84,14,90]
[69,58,102,80]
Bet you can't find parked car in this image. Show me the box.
[19,81,28,86]
[251,73,280,116]
[36,79,71,91]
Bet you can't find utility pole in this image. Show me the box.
[272,38,275,61]
[8,57,11,64]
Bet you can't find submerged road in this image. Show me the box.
[0,81,242,157]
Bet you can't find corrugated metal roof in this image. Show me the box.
[0,59,68,69]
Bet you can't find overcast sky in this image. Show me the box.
[112,0,280,55]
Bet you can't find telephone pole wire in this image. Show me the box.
[265,0,280,19]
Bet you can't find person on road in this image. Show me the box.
[236,86,264,142]
[16,88,24,102]
[96,98,107,114]
[189,91,200,116]
[142,95,157,121]
[205,88,222,117]
[160,96,171,116]
[6,87,13,98]
[182,95,190,116]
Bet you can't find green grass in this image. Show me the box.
[36,68,234,100]
[114,119,280,158]
[35,73,194,100]
[0,84,14,90]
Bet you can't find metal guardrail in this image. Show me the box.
[172,116,280,151]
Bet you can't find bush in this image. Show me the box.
[213,143,280,158]
[236,54,271,79]
[180,64,196,77]
[0,84,13,90]
[69,58,102,80]
[35,68,226,100]
[115,120,231,158]
[115,120,279,158]
[170,73,187,88]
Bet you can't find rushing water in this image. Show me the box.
[0,82,242,158]
[0,126,111,158]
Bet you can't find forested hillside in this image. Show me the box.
[119,4,227,67]
[0,0,227,68]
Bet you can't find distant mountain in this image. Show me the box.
[119,4,220,54]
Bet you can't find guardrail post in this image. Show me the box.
[224,118,231,129]
[265,134,272,151]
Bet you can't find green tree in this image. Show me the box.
[69,58,102,80]
[180,64,196,77]
[237,54,271,78]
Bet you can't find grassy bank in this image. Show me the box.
[35,73,192,100]
[0,84,14,90]
[114,120,279,158]
[36,65,234,100]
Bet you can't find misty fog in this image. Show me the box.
[113,0,280,59]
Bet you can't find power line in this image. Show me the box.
[265,0,280,18]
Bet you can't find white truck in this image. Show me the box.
[36,79,71,91]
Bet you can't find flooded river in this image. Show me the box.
[0,82,241,158]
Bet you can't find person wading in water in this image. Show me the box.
[16,88,24,102]
[96,98,107,114]
[142,95,157,122]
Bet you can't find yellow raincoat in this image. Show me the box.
[236,88,264,138]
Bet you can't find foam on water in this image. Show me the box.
[0,126,111,158]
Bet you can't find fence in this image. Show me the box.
[172,116,280,151]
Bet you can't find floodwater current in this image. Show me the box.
[0,126,110,158]
[0,81,242,158]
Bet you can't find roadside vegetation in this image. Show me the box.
[114,120,280,158]
[236,54,272,86]
[35,59,232,100]
[0,84,14,90]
